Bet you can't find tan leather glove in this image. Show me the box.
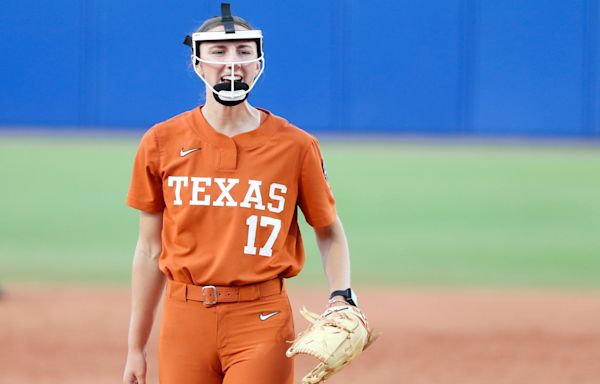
[286,305,379,384]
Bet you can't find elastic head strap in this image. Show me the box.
[221,3,235,33]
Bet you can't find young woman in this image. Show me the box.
[123,4,358,384]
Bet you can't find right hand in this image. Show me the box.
[123,350,147,384]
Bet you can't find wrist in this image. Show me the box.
[327,296,349,307]
[127,345,146,355]
[329,288,359,306]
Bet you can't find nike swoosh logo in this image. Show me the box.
[259,311,280,321]
[180,147,201,157]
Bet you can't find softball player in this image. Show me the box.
[122,4,358,383]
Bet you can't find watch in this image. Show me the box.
[329,288,358,306]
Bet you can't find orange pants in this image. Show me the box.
[158,279,295,384]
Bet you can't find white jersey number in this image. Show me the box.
[244,215,281,257]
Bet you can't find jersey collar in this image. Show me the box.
[188,105,280,150]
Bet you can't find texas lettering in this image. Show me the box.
[167,176,288,213]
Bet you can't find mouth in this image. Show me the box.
[220,75,244,82]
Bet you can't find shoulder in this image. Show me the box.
[263,109,320,150]
[138,108,199,155]
[148,108,196,137]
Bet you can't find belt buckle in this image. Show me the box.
[202,285,217,306]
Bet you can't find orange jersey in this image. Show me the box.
[126,106,336,286]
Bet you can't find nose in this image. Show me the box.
[221,62,243,78]
[221,50,246,64]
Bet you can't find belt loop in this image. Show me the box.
[166,280,172,299]
[252,285,260,300]
[184,283,188,302]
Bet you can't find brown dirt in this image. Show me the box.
[1,284,599,384]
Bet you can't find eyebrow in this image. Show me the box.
[206,43,256,50]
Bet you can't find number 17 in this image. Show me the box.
[244,215,281,257]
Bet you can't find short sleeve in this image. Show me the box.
[298,138,337,228]
[125,128,165,213]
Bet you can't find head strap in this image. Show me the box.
[221,3,235,33]
[183,34,193,48]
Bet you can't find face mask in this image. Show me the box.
[192,53,264,106]
[183,4,265,106]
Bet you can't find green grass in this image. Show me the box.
[1,135,599,289]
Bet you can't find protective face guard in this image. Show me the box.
[183,3,265,104]
[190,30,265,102]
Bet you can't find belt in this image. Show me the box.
[167,278,284,307]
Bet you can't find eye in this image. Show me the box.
[210,49,224,55]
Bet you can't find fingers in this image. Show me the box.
[123,352,147,384]
[132,371,145,384]
[123,371,145,384]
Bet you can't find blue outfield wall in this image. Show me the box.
[0,0,599,136]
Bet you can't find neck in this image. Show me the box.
[202,96,261,137]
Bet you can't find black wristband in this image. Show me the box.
[329,288,358,306]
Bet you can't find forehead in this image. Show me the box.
[202,39,257,48]
[201,24,257,49]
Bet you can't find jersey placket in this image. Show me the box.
[216,137,238,172]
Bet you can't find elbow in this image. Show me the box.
[315,216,343,241]
[135,239,162,262]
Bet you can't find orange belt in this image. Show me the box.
[167,278,284,307]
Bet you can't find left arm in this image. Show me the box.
[314,215,351,305]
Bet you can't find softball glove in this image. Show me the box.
[286,304,378,384]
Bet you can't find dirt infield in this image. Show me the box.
[1,284,599,384]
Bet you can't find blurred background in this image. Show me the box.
[1,1,600,383]
[2,0,599,135]
[1,0,598,287]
